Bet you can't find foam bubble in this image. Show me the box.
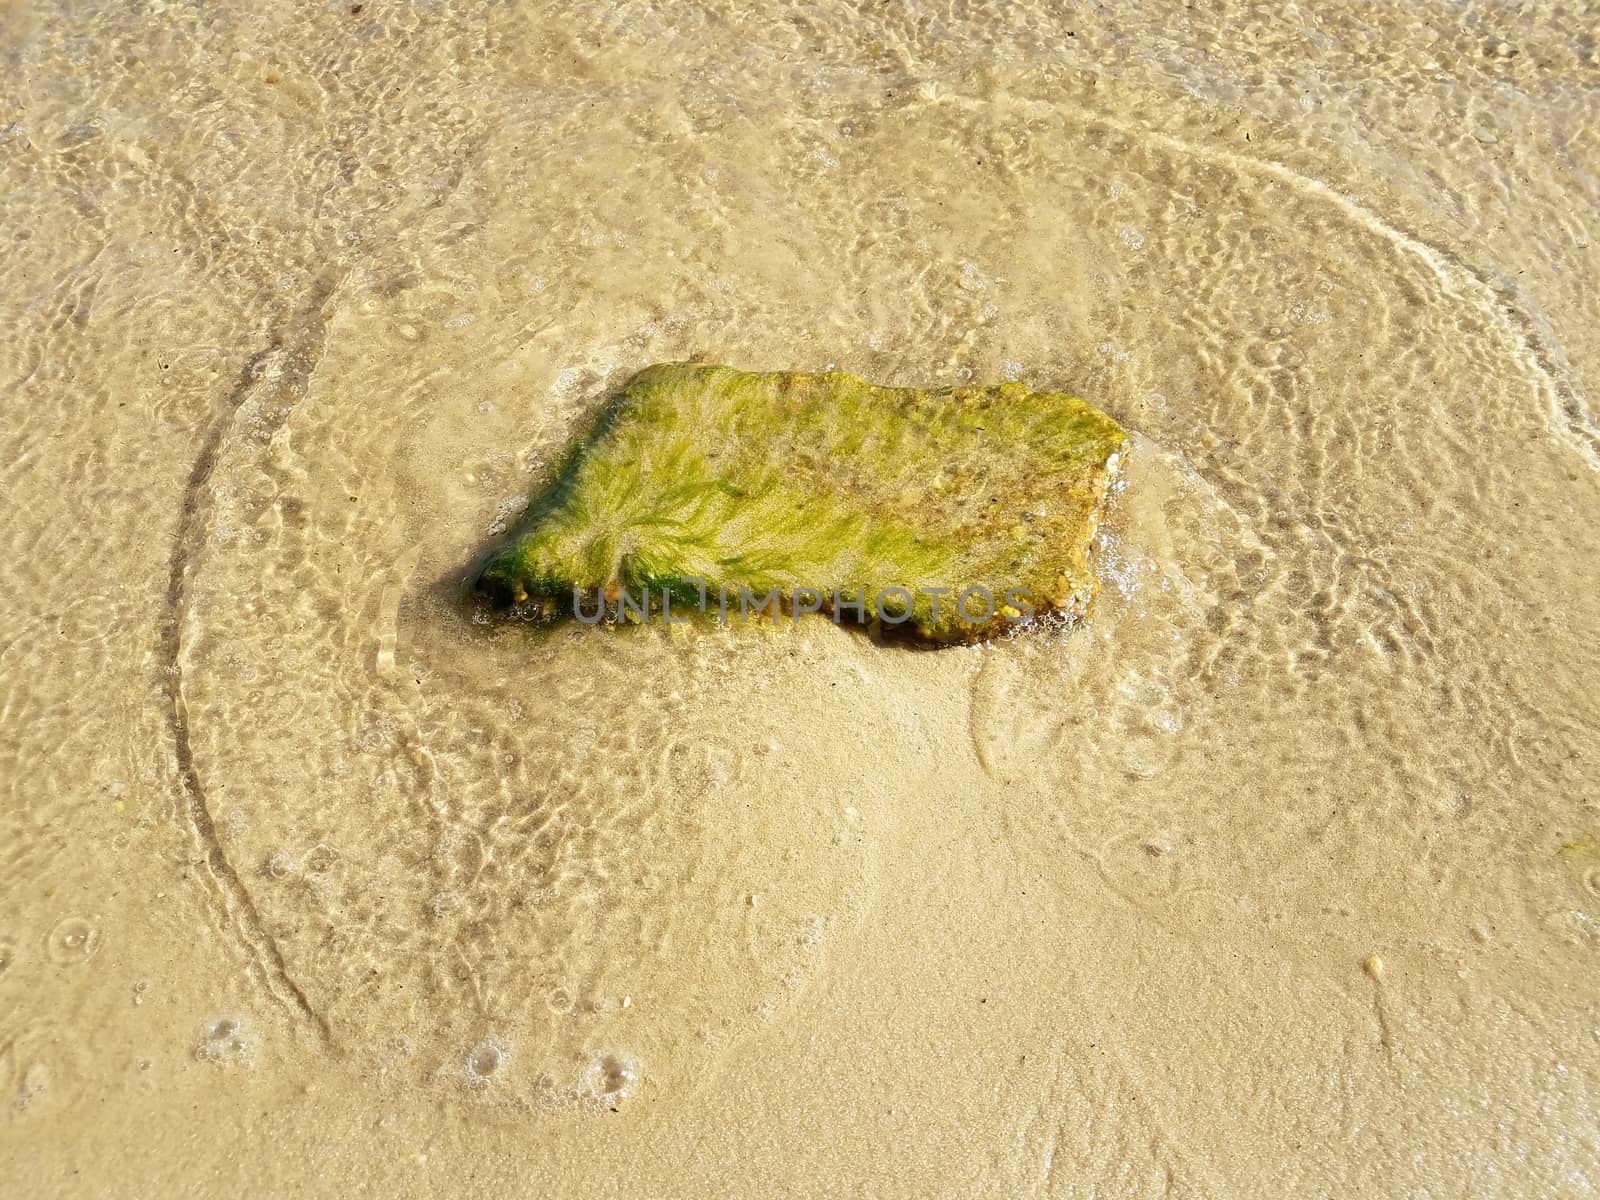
[45,916,100,964]
[264,850,300,879]
[194,1016,255,1066]
[579,1052,639,1106]
[464,1037,509,1086]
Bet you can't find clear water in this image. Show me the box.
[2,2,1598,1193]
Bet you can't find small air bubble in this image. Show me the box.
[464,1038,508,1086]
[46,917,101,964]
[195,1015,254,1066]
[580,1052,639,1105]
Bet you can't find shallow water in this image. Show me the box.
[3,2,1599,1194]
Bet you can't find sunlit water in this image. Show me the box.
[2,2,1599,1194]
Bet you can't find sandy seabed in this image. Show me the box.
[3,2,1599,1196]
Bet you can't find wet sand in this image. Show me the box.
[3,2,1599,1195]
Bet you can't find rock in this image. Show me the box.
[471,363,1126,645]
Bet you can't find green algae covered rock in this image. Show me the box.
[472,363,1126,645]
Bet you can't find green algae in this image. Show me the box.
[1559,837,1600,865]
[472,363,1127,645]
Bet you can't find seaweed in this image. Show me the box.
[471,363,1126,645]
